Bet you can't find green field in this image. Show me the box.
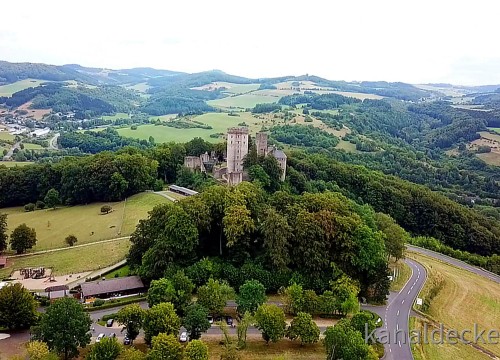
[217,83,260,94]
[477,152,500,166]
[102,112,131,120]
[208,93,280,109]
[22,143,44,150]
[489,127,500,134]
[0,239,131,277]
[0,161,33,167]
[390,260,412,292]
[334,139,359,153]
[118,112,267,143]
[0,132,14,141]
[0,79,45,97]
[2,192,168,253]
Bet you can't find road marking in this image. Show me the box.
[397,323,399,330]
[397,310,400,316]
[398,341,401,347]
[408,290,411,294]
[402,299,405,304]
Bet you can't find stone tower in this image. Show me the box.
[226,127,249,185]
[255,132,268,156]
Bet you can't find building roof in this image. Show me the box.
[270,149,287,159]
[80,276,144,297]
[45,285,69,292]
[168,184,199,196]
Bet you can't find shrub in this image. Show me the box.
[35,200,46,209]
[93,299,106,307]
[24,203,36,212]
[101,205,112,214]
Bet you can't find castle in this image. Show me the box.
[183,127,287,186]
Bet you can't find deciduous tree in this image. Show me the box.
[36,297,92,360]
[0,283,38,329]
[44,188,60,209]
[196,279,234,316]
[254,304,286,344]
[286,312,320,345]
[184,339,209,360]
[143,302,180,344]
[65,234,78,247]
[147,333,183,360]
[116,304,145,342]
[183,303,210,340]
[0,213,7,253]
[236,280,266,315]
[10,223,37,254]
[87,337,122,360]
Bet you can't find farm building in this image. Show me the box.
[79,276,145,301]
[168,184,199,196]
[45,285,70,301]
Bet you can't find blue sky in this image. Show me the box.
[1,0,499,85]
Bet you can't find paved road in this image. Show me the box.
[363,259,426,360]
[407,245,500,284]
[3,141,20,160]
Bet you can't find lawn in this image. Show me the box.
[489,127,500,134]
[2,192,168,253]
[0,79,45,97]
[408,252,500,357]
[390,260,412,292]
[104,264,131,278]
[410,317,491,360]
[0,238,130,277]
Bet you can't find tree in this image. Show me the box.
[87,337,122,360]
[101,205,113,214]
[0,283,37,329]
[116,304,146,342]
[261,208,290,270]
[182,303,210,340]
[143,302,181,344]
[236,311,252,349]
[44,188,60,209]
[286,312,320,345]
[324,320,374,360]
[65,234,78,247]
[283,283,304,315]
[350,312,377,344]
[147,333,183,360]
[118,348,146,360]
[236,280,267,315]
[10,223,37,254]
[36,200,46,210]
[184,340,209,360]
[0,213,7,253]
[25,203,36,212]
[36,297,92,360]
[375,212,408,261]
[147,272,194,313]
[254,304,287,344]
[26,341,58,360]
[196,279,234,316]
[248,165,270,189]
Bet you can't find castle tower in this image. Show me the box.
[255,132,268,156]
[226,127,249,185]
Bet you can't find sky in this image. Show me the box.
[1,0,499,85]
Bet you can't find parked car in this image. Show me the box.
[123,336,131,345]
[106,319,114,327]
[96,333,105,343]
[215,316,222,323]
[226,316,233,326]
[207,316,213,324]
[179,331,188,343]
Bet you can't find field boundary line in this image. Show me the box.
[7,236,131,259]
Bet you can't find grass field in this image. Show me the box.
[125,82,151,93]
[22,143,44,150]
[192,82,260,94]
[0,239,130,277]
[118,112,266,143]
[2,192,168,253]
[0,79,45,97]
[490,127,500,134]
[0,161,33,167]
[102,112,131,120]
[0,132,14,141]
[334,139,359,153]
[104,264,131,278]
[408,252,500,357]
[410,317,491,360]
[479,130,500,142]
[204,338,325,360]
[390,260,412,292]
[208,93,280,110]
[477,152,500,166]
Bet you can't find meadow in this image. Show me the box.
[0,132,14,141]
[408,252,500,357]
[192,82,260,94]
[2,192,168,253]
[0,238,130,277]
[490,127,500,134]
[207,93,281,110]
[477,152,500,166]
[102,112,131,120]
[0,161,33,167]
[22,143,45,150]
[0,79,45,97]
